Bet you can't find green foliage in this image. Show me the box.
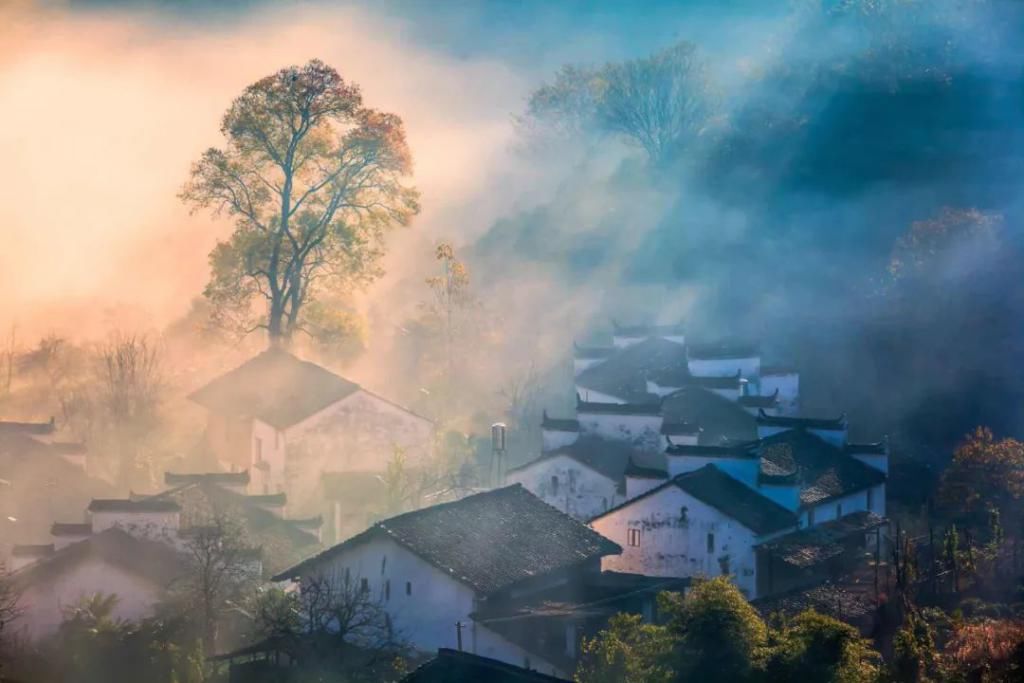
[662,577,768,683]
[891,612,938,682]
[575,613,674,683]
[762,610,880,683]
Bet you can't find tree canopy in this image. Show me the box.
[182,59,419,345]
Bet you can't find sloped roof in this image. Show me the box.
[592,465,797,536]
[576,337,687,402]
[611,321,685,337]
[649,368,742,390]
[88,499,181,513]
[576,397,662,416]
[541,411,579,432]
[0,419,55,436]
[10,528,186,589]
[144,480,319,574]
[758,511,885,568]
[661,421,700,436]
[50,522,91,536]
[624,458,668,480]
[687,341,760,360]
[165,471,250,486]
[757,431,887,506]
[661,385,758,444]
[757,410,846,431]
[507,436,664,492]
[401,649,571,683]
[189,350,361,429]
[274,485,621,594]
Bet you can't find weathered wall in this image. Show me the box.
[577,412,663,450]
[89,511,180,540]
[761,372,800,415]
[506,454,620,520]
[665,455,759,489]
[13,558,163,641]
[687,356,760,380]
[541,427,579,452]
[574,387,627,404]
[591,485,769,598]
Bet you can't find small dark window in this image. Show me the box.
[406,581,412,596]
[360,578,368,593]
[381,556,387,574]
[866,488,874,512]
[679,506,688,523]
[836,502,843,518]
[550,475,559,495]
[706,533,715,554]
[628,529,641,547]
[385,579,391,601]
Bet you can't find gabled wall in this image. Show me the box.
[577,412,663,450]
[665,455,759,490]
[761,372,800,415]
[506,455,620,520]
[89,510,180,541]
[541,427,579,452]
[687,356,760,380]
[591,485,775,598]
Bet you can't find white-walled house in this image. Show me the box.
[9,528,187,641]
[590,464,798,599]
[190,350,435,523]
[272,485,621,678]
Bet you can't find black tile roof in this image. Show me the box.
[758,511,885,568]
[575,337,688,403]
[12,543,54,557]
[189,350,361,429]
[844,442,886,456]
[540,411,579,432]
[738,390,780,409]
[0,418,55,435]
[757,431,887,506]
[274,485,621,594]
[756,410,846,431]
[11,528,186,588]
[648,368,742,390]
[686,342,760,360]
[50,522,92,536]
[624,458,668,480]
[576,396,662,416]
[593,465,798,536]
[144,480,318,575]
[165,471,251,486]
[661,386,758,444]
[88,499,181,513]
[666,443,757,459]
[508,437,664,494]
[611,321,685,337]
[573,343,617,360]
[661,421,700,436]
[400,649,571,683]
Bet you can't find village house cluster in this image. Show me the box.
[2,329,889,678]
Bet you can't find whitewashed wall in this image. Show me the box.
[283,390,435,516]
[625,475,664,499]
[577,412,663,450]
[613,333,685,348]
[13,558,164,641]
[591,485,771,598]
[506,455,620,520]
[800,489,870,527]
[541,428,579,452]
[300,535,563,675]
[251,419,286,494]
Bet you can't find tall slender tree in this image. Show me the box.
[182,59,419,345]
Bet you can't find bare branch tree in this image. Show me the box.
[177,512,261,653]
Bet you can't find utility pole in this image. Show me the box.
[455,621,464,651]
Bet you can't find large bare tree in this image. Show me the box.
[182,59,420,346]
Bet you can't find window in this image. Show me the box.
[406,581,412,596]
[381,556,387,574]
[254,437,263,463]
[836,502,843,518]
[866,488,874,512]
[360,578,368,593]
[707,533,715,554]
[385,579,391,601]
[627,529,641,547]
[679,506,689,524]
[550,475,559,496]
